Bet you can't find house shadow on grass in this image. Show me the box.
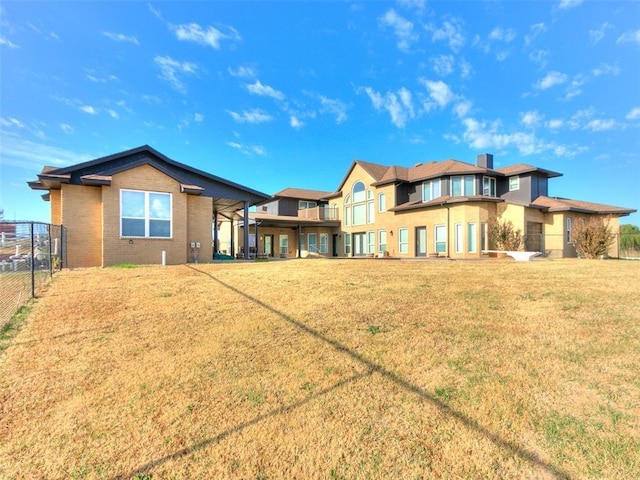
[114,265,571,480]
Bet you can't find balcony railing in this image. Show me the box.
[297,206,339,221]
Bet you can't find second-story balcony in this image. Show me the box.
[297,206,339,221]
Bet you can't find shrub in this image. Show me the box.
[488,219,523,251]
[571,216,615,259]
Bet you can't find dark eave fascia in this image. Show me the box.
[390,196,503,212]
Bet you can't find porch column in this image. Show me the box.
[243,201,250,260]
[255,221,259,257]
[230,217,235,257]
[213,210,219,255]
[297,225,302,258]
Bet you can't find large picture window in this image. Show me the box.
[121,189,172,238]
[451,176,475,197]
[482,177,496,196]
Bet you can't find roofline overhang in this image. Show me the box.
[390,196,504,212]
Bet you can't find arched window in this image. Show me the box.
[352,182,365,203]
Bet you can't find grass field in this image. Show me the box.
[0,258,639,479]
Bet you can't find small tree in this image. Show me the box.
[571,216,615,259]
[488,219,523,251]
[620,224,640,257]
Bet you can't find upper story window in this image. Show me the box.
[121,189,172,238]
[378,192,386,212]
[483,177,496,197]
[509,175,520,191]
[451,175,475,197]
[298,200,317,210]
[422,179,442,202]
[352,181,366,202]
[566,217,572,244]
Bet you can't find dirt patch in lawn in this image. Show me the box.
[1,259,639,479]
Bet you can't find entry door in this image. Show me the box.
[353,233,366,256]
[332,234,339,257]
[264,235,274,256]
[415,227,427,256]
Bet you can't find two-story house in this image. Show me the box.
[237,153,635,259]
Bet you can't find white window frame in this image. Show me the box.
[367,231,375,254]
[468,223,477,253]
[319,233,328,254]
[455,223,463,254]
[298,200,317,210]
[378,193,386,212]
[344,233,351,255]
[450,176,475,197]
[279,234,289,255]
[482,177,496,197]
[398,227,409,254]
[509,175,520,191]
[435,224,447,254]
[120,189,172,238]
[422,179,442,202]
[308,233,317,253]
[378,230,387,254]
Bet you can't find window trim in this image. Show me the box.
[398,227,409,254]
[451,175,475,197]
[482,177,496,197]
[468,223,477,253]
[509,175,520,191]
[422,179,442,202]
[566,217,572,244]
[378,230,387,254]
[120,189,172,239]
[319,233,328,254]
[454,223,463,254]
[378,192,386,212]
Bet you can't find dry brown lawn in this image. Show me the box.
[0,258,639,479]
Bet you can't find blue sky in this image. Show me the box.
[1,0,639,226]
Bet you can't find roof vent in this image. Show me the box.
[414,162,423,167]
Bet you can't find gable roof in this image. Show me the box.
[334,159,390,192]
[28,145,270,217]
[496,164,562,178]
[272,187,335,201]
[531,196,636,215]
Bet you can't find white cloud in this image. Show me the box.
[246,80,285,100]
[427,18,465,52]
[546,119,564,129]
[194,113,204,122]
[361,86,415,128]
[60,123,74,134]
[102,31,139,45]
[459,59,472,78]
[529,49,549,68]
[290,115,304,129]
[0,35,19,48]
[454,100,472,118]
[558,0,584,10]
[226,108,273,124]
[488,27,516,43]
[525,23,546,46]
[106,109,118,119]
[589,22,611,44]
[432,54,454,76]
[534,71,568,90]
[565,75,586,100]
[0,117,24,128]
[228,66,256,78]
[80,105,97,115]
[319,95,348,124]
[172,22,241,49]
[568,107,596,130]
[379,9,417,52]
[584,119,617,131]
[520,110,543,128]
[617,30,640,46]
[0,134,92,171]
[398,0,427,14]
[227,141,267,157]
[420,79,455,110]
[625,107,640,120]
[154,55,197,93]
[592,63,620,77]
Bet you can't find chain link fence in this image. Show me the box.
[0,222,66,329]
[522,232,640,259]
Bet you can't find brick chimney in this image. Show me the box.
[477,153,493,169]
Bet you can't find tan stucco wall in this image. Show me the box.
[102,165,188,266]
[60,184,102,268]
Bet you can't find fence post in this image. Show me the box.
[30,222,35,297]
[48,223,53,275]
